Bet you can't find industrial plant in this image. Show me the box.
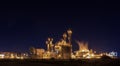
[29,29,117,59]
[0,29,117,59]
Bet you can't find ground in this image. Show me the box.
[0,58,120,66]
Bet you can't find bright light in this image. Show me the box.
[86,56,91,59]
[0,54,4,59]
[83,55,86,57]
[91,54,94,57]
[109,51,117,57]
[82,50,85,52]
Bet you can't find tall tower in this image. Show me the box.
[63,33,67,41]
[67,29,72,59]
[46,38,54,52]
[67,29,72,44]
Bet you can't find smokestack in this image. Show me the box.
[67,29,72,44]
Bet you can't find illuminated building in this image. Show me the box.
[102,51,118,58]
[0,29,117,59]
[55,39,72,59]
[34,29,73,59]
[29,48,45,59]
[75,41,89,58]
[54,30,72,59]
[0,52,17,59]
[35,49,45,59]
[42,38,55,59]
[0,54,4,59]
[0,52,29,59]
[28,29,117,59]
[74,41,104,59]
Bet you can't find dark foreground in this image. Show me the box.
[0,59,120,66]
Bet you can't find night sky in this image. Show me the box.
[0,3,120,56]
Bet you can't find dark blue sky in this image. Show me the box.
[0,3,120,56]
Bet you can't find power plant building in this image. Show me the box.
[29,29,117,59]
